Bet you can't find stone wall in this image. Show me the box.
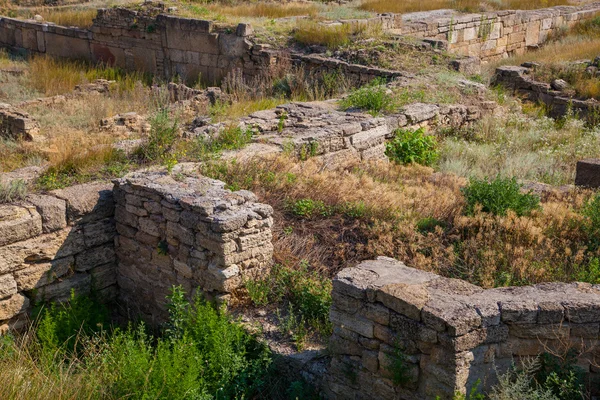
[398,2,600,61]
[326,257,600,399]
[333,2,600,62]
[0,6,274,84]
[113,172,273,323]
[0,182,117,332]
[494,65,599,119]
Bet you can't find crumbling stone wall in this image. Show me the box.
[113,172,273,323]
[0,6,273,84]
[0,182,117,332]
[494,65,599,119]
[326,257,600,399]
[400,3,600,61]
[0,103,41,141]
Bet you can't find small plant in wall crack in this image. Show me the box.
[157,240,169,256]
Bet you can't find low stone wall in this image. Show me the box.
[0,103,41,141]
[113,172,273,323]
[326,257,600,399]
[0,5,274,84]
[0,182,116,332]
[399,2,600,61]
[494,65,599,119]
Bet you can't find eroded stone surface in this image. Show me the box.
[326,257,600,399]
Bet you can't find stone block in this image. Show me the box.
[75,244,115,271]
[575,159,600,188]
[13,256,73,291]
[0,274,17,300]
[330,308,374,338]
[0,293,29,321]
[0,205,42,247]
[26,194,67,233]
[51,182,114,224]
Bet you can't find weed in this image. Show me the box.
[286,198,332,218]
[580,192,600,249]
[340,77,395,116]
[136,109,178,163]
[416,217,448,234]
[294,20,353,49]
[0,179,27,203]
[462,176,540,217]
[387,342,412,387]
[385,127,439,166]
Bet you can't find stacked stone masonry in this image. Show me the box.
[326,257,600,399]
[335,2,600,62]
[0,6,274,84]
[0,182,117,333]
[494,65,600,119]
[195,102,485,167]
[113,172,273,323]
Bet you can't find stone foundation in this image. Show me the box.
[494,65,600,120]
[113,172,273,323]
[0,182,116,332]
[326,257,600,399]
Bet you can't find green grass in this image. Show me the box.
[0,179,27,203]
[462,176,541,217]
[2,287,273,400]
[339,77,395,116]
[385,127,439,166]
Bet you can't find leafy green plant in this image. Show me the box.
[385,127,439,166]
[34,289,109,354]
[286,198,332,219]
[461,176,540,217]
[581,192,600,249]
[136,109,178,162]
[340,77,395,116]
[387,342,411,387]
[576,258,600,284]
[536,350,586,400]
[0,179,27,203]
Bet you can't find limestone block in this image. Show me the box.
[51,182,114,224]
[33,272,91,302]
[26,194,67,233]
[0,274,17,300]
[575,159,600,188]
[13,256,73,291]
[75,244,115,271]
[83,218,116,248]
[0,205,42,247]
[90,262,117,290]
[330,308,374,338]
[0,293,29,320]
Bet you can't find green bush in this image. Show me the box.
[461,176,540,217]
[286,198,332,219]
[34,289,109,354]
[340,77,395,116]
[136,109,178,162]
[581,193,600,249]
[416,217,447,234]
[246,261,332,343]
[385,127,439,166]
[7,287,273,400]
[576,258,600,284]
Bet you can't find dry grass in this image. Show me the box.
[201,155,598,287]
[359,0,574,14]
[24,8,97,28]
[294,19,383,49]
[208,2,318,19]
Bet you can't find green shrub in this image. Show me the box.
[581,192,600,249]
[576,258,600,284]
[286,198,332,219]
[461,176,540,217]
[34,289,109,354]
[247,262,332,340]
[0,179,27,203]
[136,109,178,162]
[385,127,439,166]
[340,77,395,116]
[535,350,586,400]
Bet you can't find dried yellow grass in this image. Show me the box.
[28,8,97,28]
[209,2,318,18]
[359,0,573,14]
